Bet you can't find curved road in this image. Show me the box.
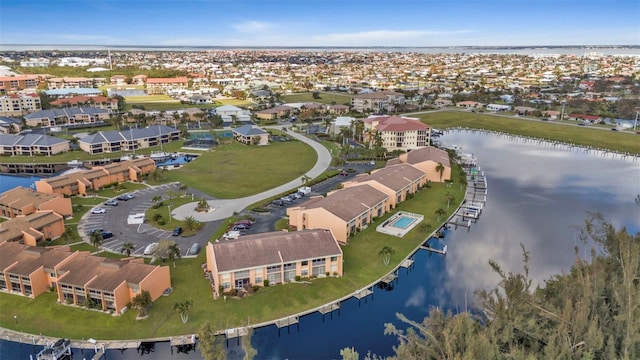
[171,125,332,222]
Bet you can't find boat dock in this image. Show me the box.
[447,165,488,229]
[419,244,448,255]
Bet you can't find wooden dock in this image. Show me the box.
[400,259,414,268]
[380,273,397,284]
[224,327,248,339]
[420,245,447,255]
[319,302,340,315]
[353,288,373,299]
[170,335,196,346]
[275,316,299,329]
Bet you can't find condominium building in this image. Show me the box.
[50,95,119,111]
[340,164,427,207]
[0,94,41,116]
[0,133,70,156]
[47,77,105,89]
[205,229,343,293]
[389,146,452,182]
[78,125,180,154]
[363,115,431,152]
[0,187,72,219]
[146,77,189,95]
[24,107,110,127]
[350,91,405,113]
[0,75,43,94]
[0,211,65,246]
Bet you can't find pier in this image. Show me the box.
[319,302,341,321]
[419,244,448,255]
[274,316,299,336]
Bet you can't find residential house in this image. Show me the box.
[341,164,427,207]
[326,104,350,115]
[391,146,451,182]
[0,134,70,156]
[287,185,390,243]
[486,104,512,112]
[0,211,65,246]
[35,158,155,197]
[78,125,180,154]
[0,94,42,116]
[187,94,213,104]
[433,98,454,108]
[24,107,110,128]
[331,116,355,135]
[363,115,431,152]
[214,104,246,117]
[205,229,343,292]
[567,113,601,123]
[0,187,72,219]
[455,100,483,109]
[231,125,269,145]
[256,105,294,121]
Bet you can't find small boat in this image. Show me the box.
[150,151,171,162]
[66,159,83,167]
[36,338,72,360]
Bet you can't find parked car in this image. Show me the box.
[91,207,106,214]
[187,243,201,255]
[611,128,618,131]
[86,228,104,235]
[117,194,135,201]
[232,223,250,230]
[234,219,253,226]
[271,199,285,206]
[297,191,306,197]
[339,171,349,176]
[280,196,293,202]
[172,227,183,236]
[91,230,113,239]
[291,192,302,199]
[105,199,119,206]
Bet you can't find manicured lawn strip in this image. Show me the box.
[419,111,640,155]
[124,102,221,112]
[159,141,317,198]
[145,195,201,231]
[0,164,465,339]
[97,182,148,199]
[281,92,352,105]
[0,141,186,164]
[215,98,254,107]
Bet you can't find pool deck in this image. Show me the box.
[375,211,424,237]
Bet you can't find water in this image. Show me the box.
[0,174,41,193]
[155,155,196,167]
[391,216,414,229]
[2,130,638,359]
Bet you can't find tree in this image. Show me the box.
[173,300,193,324]
[378,246,395,265]
[434,208,446,221]
[152,195,163,203]
[184,215,202,231]
[198,321,226,360]
[61,225,75,244]
[435,162,445,181]
[89,230,103,248]
[167,242,181,268]
[120,242,135,257]
[301,174,311,186]
[444,192,455,209]
[131,290,152,317]
[242,323,258,360]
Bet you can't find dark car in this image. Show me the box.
[272,199,285,206]
[172,227,183,236]
[232,223,250,231]
[92,230,113,239]
[611,128,618,131]
[117,194,135,201]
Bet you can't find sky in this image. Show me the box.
[1,0,639,47]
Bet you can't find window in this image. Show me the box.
[267,265,281,274]
[255,277,263,284]
[301,261,308,266]
[222,282,230,289]
[331,256,338,262]
[234,270,250,279]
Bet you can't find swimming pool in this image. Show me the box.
[391,216,415,229]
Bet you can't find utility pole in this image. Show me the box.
[634,111,638,131]
[560,102,565,122]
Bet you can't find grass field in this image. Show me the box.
[418,111,640,155]
[215,98,254,107]
[150,140,317,198]
[124,95,177,103]
[0,165,466,339]
[281,92,352,105]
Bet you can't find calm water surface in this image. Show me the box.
[2,130,638,359]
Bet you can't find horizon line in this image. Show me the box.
[1,44,639,49]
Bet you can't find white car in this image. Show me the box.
[91,208,106,214]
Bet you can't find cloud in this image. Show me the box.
[231,20,274,33]
[313,29,474,46]
[405,286,426,308]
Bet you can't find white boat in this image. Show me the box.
[66,159,83,167]
[36,338,72,360]
[150,151,171,162]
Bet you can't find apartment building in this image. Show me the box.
[47,77,106,89]
[340,164,427,207]
[0,75,42,93]
[287,185,390,243]
[24,107,110,127]
[231,125,269,145]
[0,187,72,219]
[205,229,343,292]
[0,242,171,315]
[256,105,294,120]
[0,116,21,134]
[50,95,119,111]
[78,125,180,154]
[363,115,431,152]
[0,211,65,246]
[390,146,452,183]
[0,133,70,156]
[0,94,41,116]
[351,91,405,113]
[146,77,189,95]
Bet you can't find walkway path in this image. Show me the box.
[171,126,332,222]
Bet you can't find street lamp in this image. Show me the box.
[168,205,172,222]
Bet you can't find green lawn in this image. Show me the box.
[124,102,221,112]
[419,111,640,155]
[215,98,253,107]
[153,141,317,198]
[281,92,352,105]
[0,164,466,339]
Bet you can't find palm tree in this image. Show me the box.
[435,162,445,181]
[120,242,135,257]
[152,195,163,203]
[378,246,395,265]
[301,174,311,186]
[90,230,103,248]
[167,243,181,268]
[61,226,75,244]
[173,300,193,324]
[131,290,152,317]
[435,208,446,221]
[184,215,200,231]
[445,192,455,209]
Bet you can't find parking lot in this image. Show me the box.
[80,183,222,258]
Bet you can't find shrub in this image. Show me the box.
[263,279,269,287]
[157,218,166,225]
[251,207,270,213]
[228,288,237,297]
[295,275,301,282]
[152,201,164,209]
[218,285,224,295]
[252,285,260,293]
[325,272,330,277]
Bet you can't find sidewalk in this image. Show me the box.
[171,126,332,222]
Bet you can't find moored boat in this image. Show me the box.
[36,338,72,360]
